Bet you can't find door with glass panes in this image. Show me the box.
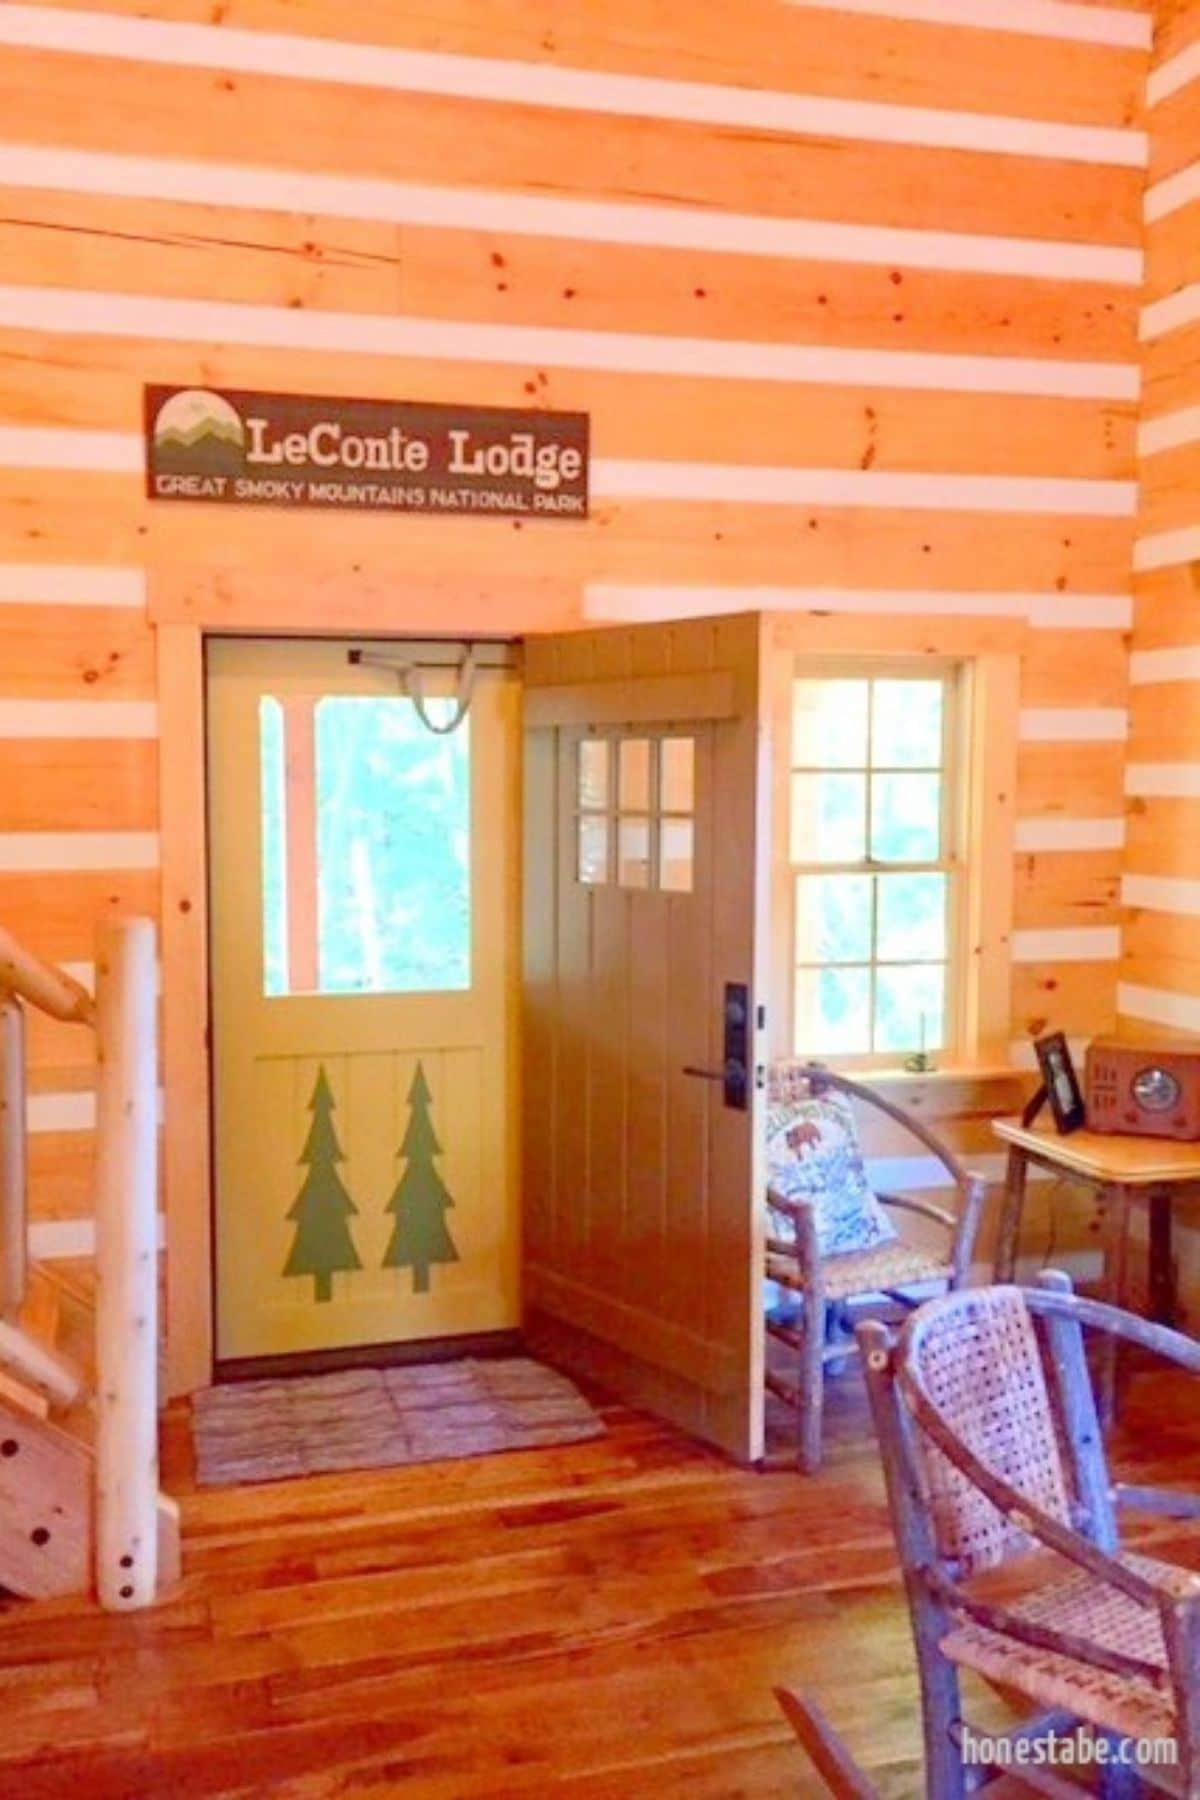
[206,639,519,1365]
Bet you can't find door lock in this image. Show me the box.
[681,983,750,1112]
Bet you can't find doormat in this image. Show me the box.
[190,1357,605,1487]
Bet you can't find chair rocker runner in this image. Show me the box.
[764,1061,986,1472]
[779,1273,1200,1796]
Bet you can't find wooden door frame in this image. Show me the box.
[151,570,536,1395]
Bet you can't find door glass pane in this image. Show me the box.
[660,737,695,812]
[618,815,652,888]
[578,814,609,885]
[795,965,871,1056]
[260,694,471,996]
[260,697,289,998]
[659,816,693,892]
[579,738,609,809]
[869,772,941,863]
[874,963,946,1055]
[875,873,947,963]
[795,874,872,964]
[793,677,868,770]
[618,738,652,811]
[791,772,867,864]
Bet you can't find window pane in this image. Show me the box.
[618,738,652,811]
[795,965,871,1056]
[874,963,946,1055]
[870,772,941,863]
[659,817,693,892]
[872,679,944,769]
[618,815,652,888]
[308,696,470,995]
[795,874,872,964]
[660,737,695,812]
[791,772,867,864]
[876,873,947,963]
[793,678,868,770]
[578,814,609,885]
[579,738,609,810]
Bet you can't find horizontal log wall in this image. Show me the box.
[0,0,1151,1331]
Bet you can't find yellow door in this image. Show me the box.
[207,638,520,1365]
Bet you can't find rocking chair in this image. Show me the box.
[765,1061,986,1472]
[778,1273,1200,1796]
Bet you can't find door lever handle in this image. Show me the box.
[682,1065,724,1082]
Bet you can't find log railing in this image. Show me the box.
[0,917,160,1612]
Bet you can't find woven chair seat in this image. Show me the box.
[768,1241,952,1303]
[944,1550,1200,1747]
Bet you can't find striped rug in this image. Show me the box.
[191,1356,604,1486]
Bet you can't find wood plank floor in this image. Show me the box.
[0,1364,1197,1799]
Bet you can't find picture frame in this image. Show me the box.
[1032,1031,1087,1135]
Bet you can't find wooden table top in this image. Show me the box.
[993,1116,1200,1185]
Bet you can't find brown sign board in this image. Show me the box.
[144,386,589,519]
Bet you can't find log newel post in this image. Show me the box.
[94,917,159,1612]
[0,996,26,1322]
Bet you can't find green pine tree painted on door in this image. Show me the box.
[283,1065,363,1302]
[383,1061,460,1294]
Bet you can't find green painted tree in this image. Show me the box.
[383,1062,459,1293]
[283,1065,362,1302]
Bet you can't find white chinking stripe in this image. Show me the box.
[1018,708,1128,741]
[29,1217,166,1259]
[1144,159,1200,223]
[1133,526,1200,572]
[0,700,158,739]
[1123,874,1200,915]
[0,832,160,872]
[0,145,1145,287]
[594,461,1135,515]
[785,0,1149,49]
[1148,42,1200,108]
[27,1090,94,1133]
[1009,1034,1090,1071]
[583,586,1132,628]
[0,428,1136,512]
[1119,982,1200,1032]
[1010,926,1121,962]
[1126,762,1200,797]
[1137,407,1200,458]
[0,563,145,608]
[1013,817,1126,851]
[1130,646,1200,682]
[0,287,1137,400]
[1140,285,1200,341]
[0,6,1145,167]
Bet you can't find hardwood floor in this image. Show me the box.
[0,1364,1196,1799]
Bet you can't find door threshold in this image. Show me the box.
[215,1328,524,1385]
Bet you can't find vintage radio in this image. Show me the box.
[1085,1036,1200,1140]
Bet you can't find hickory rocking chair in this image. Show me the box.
[765,1061,986,1472]
[778,1271,1200,1797]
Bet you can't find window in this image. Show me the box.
[576,733,695,893]
[789,667,963,1061]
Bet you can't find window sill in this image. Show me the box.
[812,1061,1029,1089]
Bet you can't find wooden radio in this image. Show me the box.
[1085,1036,1200,1140]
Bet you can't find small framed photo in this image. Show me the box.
[1034,1031,1087,1135]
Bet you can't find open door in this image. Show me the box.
[522,614,770,1461]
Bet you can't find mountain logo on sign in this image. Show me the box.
[152,389,245,474]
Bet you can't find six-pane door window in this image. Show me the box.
[577,733,695,893]
[790,669,961,1060]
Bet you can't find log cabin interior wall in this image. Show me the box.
[0,0,1160,1376]
[1124,0,1200,1308]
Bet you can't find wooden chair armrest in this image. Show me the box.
[1023,1287,1200,1376]
[876,1191,957,1233]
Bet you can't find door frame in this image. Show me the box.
[150,570,536,1395]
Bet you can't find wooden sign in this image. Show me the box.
[144,385,589,518]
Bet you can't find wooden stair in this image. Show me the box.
[0,1259,180,1602]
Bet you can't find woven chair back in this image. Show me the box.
[903,1286,1073,1574]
